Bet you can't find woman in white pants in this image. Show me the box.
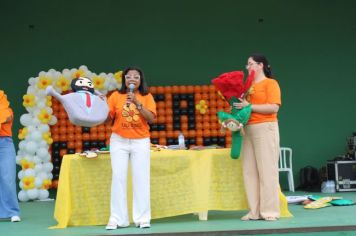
[106,67,156,230]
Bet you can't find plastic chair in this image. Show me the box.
[279,147,295,192]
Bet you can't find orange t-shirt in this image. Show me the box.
[247,78,281,124]
[108,91,157,139]
[0,108,13,137]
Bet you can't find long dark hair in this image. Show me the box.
[249,53,273,78]
[119,66,149,95]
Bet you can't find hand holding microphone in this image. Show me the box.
[126,83,136,107]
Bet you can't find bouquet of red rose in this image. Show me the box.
[211,70,255,159]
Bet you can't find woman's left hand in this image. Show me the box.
[233,98,250,110]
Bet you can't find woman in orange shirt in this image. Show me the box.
[234,54,281,221]
[106,67,156,230]
[0,90,21,222]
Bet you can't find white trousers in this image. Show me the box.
[109,133,151,226]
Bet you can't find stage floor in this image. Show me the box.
[1,191,356,236]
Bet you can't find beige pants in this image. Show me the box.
[241,122,280,219]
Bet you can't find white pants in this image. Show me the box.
[109,133,151,226]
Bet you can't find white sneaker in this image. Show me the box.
[139,222,151,228]
[11,216,21,222]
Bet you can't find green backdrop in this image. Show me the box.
[1,0,356,189]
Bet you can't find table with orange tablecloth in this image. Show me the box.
[52,148,291,228]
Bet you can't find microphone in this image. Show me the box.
[127,83,135,107]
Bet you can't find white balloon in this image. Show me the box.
[28,77,36,86]
[47,173,53,180]
[43,162,53,172]
[38,140,48,148]
[79,65,88,71]
[18,190,29,202]
[27,189,39,200]
[19,181,24,189]
[25,141,38,155]
[35,178,43,188]
[18,170,24,179]
[48,116,57,125]
[42,154,51,162]
[28,125,36,132]
[39,71,46,77]
[20,114,33,126]
[38,190,49,200]
[37,101,46,109]
[37,148,49,159]
[39,124,49,133]
[24,168,36,177]
[30,130,42,141]
[33,155,42,164]
[34,164,43,173]
[18,141,27,151]
[37,172,47,179]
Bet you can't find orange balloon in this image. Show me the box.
[165,109,173,116]
[67,125,75,134]
[159,137,167,145]
[75,126,82,134]
[165,93,172,102]
[209,85,216,93]
[188,130,196,138]
[203,122,211,130]
[166,123,173,131]
[67,141,75,149]
[196,129,203,137]
[194,86,202,93]
[186,85,194,93]
[97,125,105,133]
[196,122,203,130]
[67,133,75,141]
[182,130,189,138]
[165,116,173,124]
[157,116,166,124]
[172,85,179,94]
[180,100,188,108]
[166,130,174,138]
[211,129,218,137]
[158,131,166,138]
[75,140,82,148]
[195,93,202,101]
[90,133,98,140]
[75,133,82,140]
[195,115,202,123]
[180,115,188,123]
[173,130,180,138]
[149,86,157,94]
[59,126,67,135]
[58,111,67,119]
[196,137,203,146]
[52,134,59,142]
[179,85,187,94]
[75,148,82,153]
[90,126,97,134]
[201,93,209,100]
[203,129,211,137]
[82,133,90,141]
[60,149,67,157]
[156,86,164,94]
[52,180,59,189]
[51,126,59,135]
[181,123,188,131]
[59,119,67,126]
[164,86,172,94]
[98,132,106,141]
[157,101,165,109]
[201,85,209,93]
[151,131,159,138]
[157,108,166,116]
[59,134,67,142]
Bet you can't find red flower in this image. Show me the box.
[212,70,255,100]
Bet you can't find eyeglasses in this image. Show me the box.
[124,75,141,80]
[245,62,260,69]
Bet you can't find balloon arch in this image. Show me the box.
[16,66,122,201]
